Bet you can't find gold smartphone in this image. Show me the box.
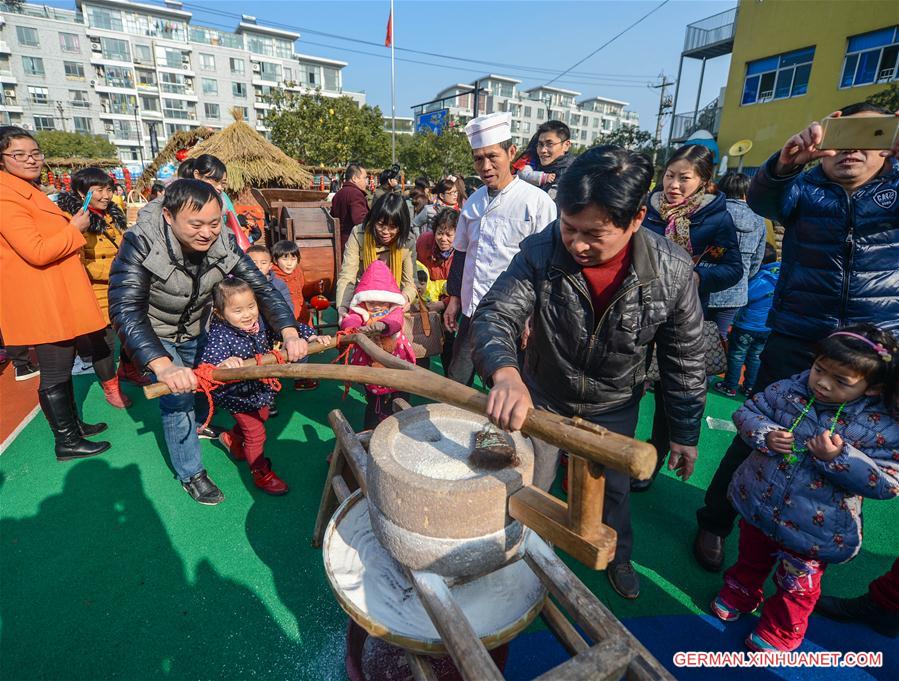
[819,115,899,150]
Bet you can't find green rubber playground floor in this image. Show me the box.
[1,351,895,680]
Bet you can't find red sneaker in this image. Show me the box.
[219,431,245,460]
[252,463,289,495]
[117,359,151,387]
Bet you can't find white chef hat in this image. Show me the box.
[464,112,512,149]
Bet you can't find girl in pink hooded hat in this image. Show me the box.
[340,259,417,428]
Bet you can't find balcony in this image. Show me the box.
[671,98,722,141]
[683,8,736,59]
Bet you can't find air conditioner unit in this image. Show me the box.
[4,88,15,97]
[252,63,261,73]
[91,43,102,53]
[182,55,190,65]
[89,79,97,88]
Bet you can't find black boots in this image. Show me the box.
[64,381,108,437]
[38,382,110,461]
[815,594,899,638]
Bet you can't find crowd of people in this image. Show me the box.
[0,97,897,654]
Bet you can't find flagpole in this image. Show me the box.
[390,0,396,164]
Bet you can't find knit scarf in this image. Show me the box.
[654,191,709,255]
[362,229,404,287]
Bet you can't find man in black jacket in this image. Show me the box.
[471,147,706,599]
[109,180,305,505]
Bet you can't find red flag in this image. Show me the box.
[385,10,393,47]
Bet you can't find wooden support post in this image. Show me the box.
[533,637,631,681]
[328,410,370,497]
[331,475,351,503]
[312,442,344,548]
[408,571,504,681]
[540,598,589,657]
[567,456,605,541]
[404,652,440,681]
[523,535,674,681]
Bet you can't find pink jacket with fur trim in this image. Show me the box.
[341,305,415,394]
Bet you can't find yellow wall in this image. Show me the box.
[717,0,897,169]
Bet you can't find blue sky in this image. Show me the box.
[44,0,737,136]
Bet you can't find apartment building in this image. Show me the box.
[413,74,639,149]
[0,0,364,162]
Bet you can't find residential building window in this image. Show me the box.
[133,44,153,65]
[307,70,316,85]
[163,98,193,120]
[89,7,123,32]
[742,46,814,105]
[139,95,159,111]
[581,129,587,141]
[22,56,45,77]
[159,47,189,70]
[201,78,218,95]
[33,116,54,131]
[160,73,192,95]
[70,90,90,108]
[16,26,39,47]
[64,62,85,80]
[284,67,293,82]
[259,62,281,83]
[230,58,245,75]
[524,106,532,118]
[73,116,92,133]
[112,119,136,139]
[233,82,247,98]
[100,37,131,62]
[103,66,134,89]
[324,67,338,90]
[136,69,157,88]
[28,86,49,105]
[239,106,249,120]
[204,102,220,119]
[200,53,215,71]
[59,32,80,53]
[166,123,190,135]
[841,26,898,88]
[593,117,599,128]
[102,93,136,115]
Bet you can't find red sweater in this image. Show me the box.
[581,242,632,322]
[272,264,305,321]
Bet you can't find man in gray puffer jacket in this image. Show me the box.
[109,180,305,505]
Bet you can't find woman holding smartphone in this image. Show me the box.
[0,127,110,460]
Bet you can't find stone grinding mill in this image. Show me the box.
[145,333,675,680]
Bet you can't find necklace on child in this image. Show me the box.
[783,396,846,464]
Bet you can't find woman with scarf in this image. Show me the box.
[57,167,132,408]
[637,144,741,491]
[335,192,417,323]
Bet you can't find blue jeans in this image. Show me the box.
[706,306,740,340]
[155,338,204,482]
[722,327,770,391]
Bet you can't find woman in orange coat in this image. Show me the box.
[56,167,132,409]
[0,127,110,460]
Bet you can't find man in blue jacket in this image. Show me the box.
[693,101,899,571]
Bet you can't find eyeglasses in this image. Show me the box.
[2,151,45,163]
[536,141,563,150]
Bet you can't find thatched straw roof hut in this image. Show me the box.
[187,108,312,198]
[135,128,214,192]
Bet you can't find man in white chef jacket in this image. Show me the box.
[443,112,557,385]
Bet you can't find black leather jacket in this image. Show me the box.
[472,222,706,445]
[108,216,298,371]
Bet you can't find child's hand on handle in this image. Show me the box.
[487,367,533,432]
[280,327,308,362]
[775,112,840,175]
[668,442,698,481]
[766,430,795,455]
[808,432,844,461]
[217,356,244,369]
[149,358,197,394]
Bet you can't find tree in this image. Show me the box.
[867,82,899,112]
[34,131,118,159]
[396,127,474,181]
[592,126,655,154]
[264,90,391,167]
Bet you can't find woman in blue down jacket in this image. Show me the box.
[637,144,742,490]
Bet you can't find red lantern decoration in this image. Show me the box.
[175,148,189,162]
[123,167,132,193]
[62,173,71,191]
[47,170,55,187]
[310,279,330,311]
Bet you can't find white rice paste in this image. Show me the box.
[325,496,545,643]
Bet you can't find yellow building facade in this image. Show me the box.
[717,0,897,170]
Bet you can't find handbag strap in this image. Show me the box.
[417,299,431,336]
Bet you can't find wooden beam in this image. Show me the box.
[540,598,589,657]
[328,410,369,497]
[404,652,440,681]
[509,486,616,570]
[331,475,351,503]
[567,456,605,541]
[523,535,674,681]
[408,570,504,681]
[533,637,631,681]
[311,442,344,548]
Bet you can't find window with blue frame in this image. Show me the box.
[741,47,815,106]
[840,26,898,88]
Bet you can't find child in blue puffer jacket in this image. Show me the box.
[201,277,321,496]
[714,243,780,397]
[712,324,899,652]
